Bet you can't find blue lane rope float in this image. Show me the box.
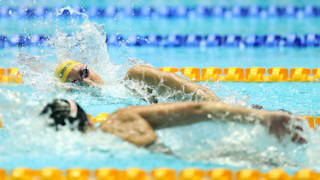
[0,34,319,48]
[0,5,320,18]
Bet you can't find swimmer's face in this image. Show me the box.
[66,64,104,85]
[67,64,89,83]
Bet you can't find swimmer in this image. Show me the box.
[55,60,104,87]
[55,60,219,102]
[40,99,306,148]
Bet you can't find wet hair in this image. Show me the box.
[40,99,89,132]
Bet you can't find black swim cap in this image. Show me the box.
[40,99,89,132]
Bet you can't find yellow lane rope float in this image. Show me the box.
[89,113,110,123]
[2,67,320,84]
[2,167,319,180]
[0,114,2,128]
[161,67,320,82]
[0,68,23,84]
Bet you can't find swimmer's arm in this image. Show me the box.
[137,102,306,144]
[137,102,267,128]
[88,69,104,85]
[125,65,220,102]
[99,108,158,147]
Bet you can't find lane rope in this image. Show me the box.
[160,67,320,82]
[2,167,319,179]
[1,34,320,48]
[2,67,320,84]
[0,6,320,18]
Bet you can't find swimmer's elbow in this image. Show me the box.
[126,65,153,78]
[129,132,158,147]
[125,66,141,80]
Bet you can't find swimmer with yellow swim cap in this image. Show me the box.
[55,61,220,103]
[55,60,104,86]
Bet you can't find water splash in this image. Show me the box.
[156,118,315,170]
[15,6,133,102]
[49,7,120,84]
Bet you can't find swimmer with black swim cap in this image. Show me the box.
[41,99,306,147]
[40,99,93,132]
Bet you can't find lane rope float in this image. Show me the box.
[2,67,320,84]
[0,68,23,84]
[0,6,320,18]
[2,167,319,179]
[163,67,320,82]
[1,34,320,48]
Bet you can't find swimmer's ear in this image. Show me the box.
[74,104,89,132]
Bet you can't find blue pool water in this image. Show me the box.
[1,0,320,173]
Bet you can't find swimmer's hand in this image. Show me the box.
[265,113,306,144]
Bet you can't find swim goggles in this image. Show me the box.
[80,65,89,80]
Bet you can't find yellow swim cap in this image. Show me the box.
[55,60,82,83]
